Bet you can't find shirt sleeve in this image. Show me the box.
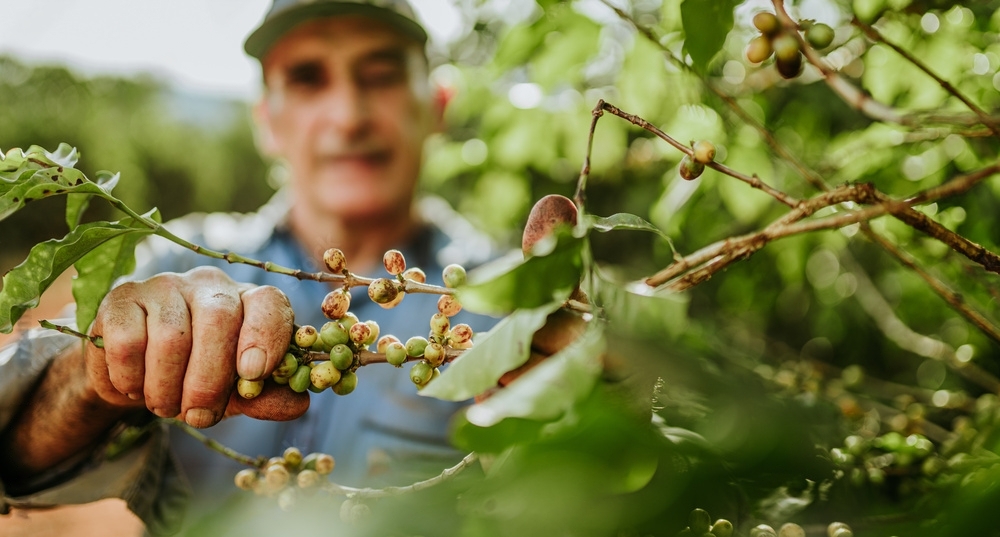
[0,325,190,536]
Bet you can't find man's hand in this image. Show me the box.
[86,266,301,427]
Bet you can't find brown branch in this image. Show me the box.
[574,101,604,210]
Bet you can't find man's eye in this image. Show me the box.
[287,64,326,88]
[359,66,406,88]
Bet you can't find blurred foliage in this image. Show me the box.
[3,0,1000,535]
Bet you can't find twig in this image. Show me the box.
[165,418,267,468]
[323,451,479,499]
[38,320,103,347]
[574,101,604,211]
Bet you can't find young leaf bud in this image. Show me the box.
[289,364,313,393]
[753,12,780,36]
[329,344,354,371]
[321,288,351,319]
[368,278,399,305]
[449,324,474,346]
[310,360,342,390]
[437,294,462,317]
[383,249,406,275]
[377,334,401,354]
[745,35,773,63]
[679,155,705,180]
[442,264,467,288]
[410,361,433,385]
[429,312,451,337]
[234,468,259,491]
[283,446,303,468]
[237,378,264,399]
[323,248,347,273]
[405,336,428,358]
[385,341,408,367]
[401,267,426,283]
[424,342,446,367]
[349,322,371,346]
[294,325,318,349]
[692,140,716,165]
[332,371,358,395]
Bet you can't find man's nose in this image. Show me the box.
[318,82,371,137]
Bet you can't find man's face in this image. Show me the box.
[259,16,435,221]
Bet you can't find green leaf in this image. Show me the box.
[463,322,605,427]
[45,143,80,168]
[72,208,160,332]
[0,147,118,222]
[450,414,547,453]
[595,270,689,340]
[456,232,583,316]
[419,303,560,401]
[0,218,156,333]
[585,213,671,241]
[65,172,119,229]
[680,0,738,73]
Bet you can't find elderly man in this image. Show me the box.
[0,0,497,533]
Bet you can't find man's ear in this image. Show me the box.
[253,98,280,156]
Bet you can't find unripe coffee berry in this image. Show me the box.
[275,352,300,378]
[437,294,462,317]
[320,321,349,348]
[383,249,406,275]
[295,325,318,348]
[272,374,289,385]
[449,323,474,346]
[778,523,804,537]
[237,378,264,399]
[297,469,321,489]
[753,12,780,36]
[689,509,711,534]
[385,341,408,367]
[265,464,290,489]
[283,446,303,468]
[776,52,803,79]
[711,519,734,537]
[772,33,800,62]
[680,155,705,180]
[329,344,354,371]
[324,248,347,273]
[377,334,401,354]
[234,468,258,491]
[289,364,313,393]
[430,312,450,337]
[340,312,359,330]
[322,288,351,319]
[363,320,380,346]
[314,453,335,475]
[368,278,399,305]
[406,336,428,358]
[827,523,851,537]
[349,322,371,346]
[745,35,773,63]
[333,371,358,395]
[410,361,433,385]
[378,291,405,309]
[401,267,426,283]
[693,141,716,165]
[310,360,342,390]
[806,22,834,48]
[424,342,446,367]
[442,264,467,288]
[750,524,777,537]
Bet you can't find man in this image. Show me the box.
[0,1,498,533]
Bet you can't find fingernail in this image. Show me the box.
[185,408,216,428]
[127,392,142,401]
[239,348,266,379]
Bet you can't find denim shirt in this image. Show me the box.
[0,191,499,534]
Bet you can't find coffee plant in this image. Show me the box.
[3,0,1000,535]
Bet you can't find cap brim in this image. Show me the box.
[244,3,427,60]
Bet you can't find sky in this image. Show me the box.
[0,0,464,101]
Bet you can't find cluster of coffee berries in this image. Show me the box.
[408,292,475,389]
[233,447,335,509]
[676,509,733,537]
[745,12,834,79]
[832,431,938,487]
[680,140,716,181]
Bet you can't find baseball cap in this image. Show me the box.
[244,0,428,60]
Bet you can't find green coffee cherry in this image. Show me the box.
[377,334,401,354]
[329,344,354,371]
[442,264,467,288]
[745,35,773,63]
[385,341,408,367]
[776,52,803,79]
[406,336,429,358]
[349,322,371,346]
[324,247,347,273]
[333,371,358,395]
[234,468,258,491]
[274,353,300,378]
[340,312,360,330]
[378,291,405,309]
[410,361,433,385]
[430,312,451,337]
[297,468,321,489]
[289,365,313,393]
[692,141,716,165]
[424,342,446,367]
[711,519,733,537]
[320,321,350,348]
[264,463,290,490]
[778,523,805,537]
[283,446,303,468]
[363,320,379,346]
[340,499,370,524]
[272,374,290,385]
[827,523,852,537]
[322,288,351,319]
[680,155,705,181]
[302,452,336,475]
[772,33,800,62]
[753,12,780,36]
[310,360,342,390]
[237,378,264,399]
[368,278,399,305]
[449,323,474,347]
[437,294,462,317]
[401,267,426,283]
[383,249,406,275]
[806,22,834,48]
[295,325,318,349]
[689,509,711,534]
[750,525,776,537]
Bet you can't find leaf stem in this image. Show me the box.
[323,452,479,499]
[38,320,103,348]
